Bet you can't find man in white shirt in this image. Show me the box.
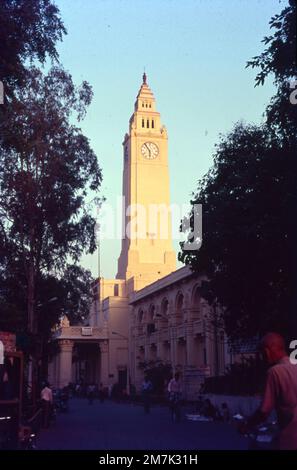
[41,382,53,428]
[41,383,53,403]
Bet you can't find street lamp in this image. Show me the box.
[111,331,130,396]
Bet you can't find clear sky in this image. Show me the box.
[54,0,286,279]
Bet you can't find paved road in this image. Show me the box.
[37,399,248,450]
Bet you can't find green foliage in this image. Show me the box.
[203,356,267,396]
[1,67,101,269]
[0,66,102,335]
[246,1,296,86]
[180,2,297,340]
[138,359,172,395]
[0,0,66,90]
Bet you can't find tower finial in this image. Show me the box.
[142,71,147,84]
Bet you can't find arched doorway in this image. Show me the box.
[72,342,100,385]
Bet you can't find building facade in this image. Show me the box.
[129,266,226,398]
[49,75,228,396]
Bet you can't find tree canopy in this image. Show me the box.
[0,66,102,334]
[0,0,66,89]
[180,1,297,340]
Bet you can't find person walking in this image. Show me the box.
[99,383,105,403]
[241,332,297,450]
[41,382,53,428]
[141,376,153,414]
[168,372,182,422]
[87,383,96,405]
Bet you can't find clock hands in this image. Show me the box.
[141,142,159,159]
[145,143,151,158]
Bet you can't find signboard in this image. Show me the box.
[0,331,16,353]
[81,327,93,336]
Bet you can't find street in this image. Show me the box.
[37,399,248,450]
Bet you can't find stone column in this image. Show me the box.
[100,340,109,387]
[144,340,150,362]
[186,326,196,368]
[58,340,73,388]
[52,354,59,388]
[170,326,177,371]
[156,336,163,359]
[135,346,145,391]
[204,331,213,375]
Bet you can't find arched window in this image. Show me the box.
[175,292,184,324]
[147,305,156,334]
[191,285,201,319]
[176,293,184,312]
[161,298,169,316]
[147,119,149,128]
[142,119,145,128]
[191,286,201,306]
[152,120,154,129]
[159,298,169,324]
[138,309,144,324]
[149,305,155,323]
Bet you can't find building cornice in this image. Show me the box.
[129,266,199,304]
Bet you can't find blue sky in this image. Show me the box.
[54,0,286,279]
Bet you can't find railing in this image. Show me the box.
[159,329,170,343]
[176,324,186,339]
[193,320,203,335]
[134,321,203,346]
[148,332,158,345]
[135,335,146,348]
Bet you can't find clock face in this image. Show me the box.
[141,142,159,159]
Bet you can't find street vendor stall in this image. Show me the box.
[0,332,24,449]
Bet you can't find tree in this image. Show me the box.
[138,359,172,396]
[246,0,296,87]
[0,66,102,337]
[180,2,297,340]
[0,0,66,91]
[36,265,94,379]
[247,0,297,144]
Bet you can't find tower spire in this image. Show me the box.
[142,71,147,84]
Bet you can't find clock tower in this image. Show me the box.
[117,73,176,286]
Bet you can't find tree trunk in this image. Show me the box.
[27,255,38,407]
[27,263,35,333]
